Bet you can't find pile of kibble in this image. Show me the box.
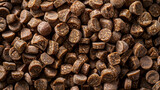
[0,0,160,90]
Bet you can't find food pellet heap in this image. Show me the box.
[0,0,160,90]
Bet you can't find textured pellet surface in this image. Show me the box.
[0,0,160,90]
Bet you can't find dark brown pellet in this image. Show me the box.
[11,6,21,16]
[70,1,85,16]
[101,3,114,19]
[69,29,82,44]
[103,81,118,90]
[81,8,92,25]
[47,40,59,55]
[54,0,66,8]
[22,53,37,64]
[113,18,126,32]
[147,20,160,36]
[0,17,6,32]
[130,22,144,37]
[67,17,81,30]
[140,56,153,70]
[3,84,13,90]
[101,68,117,82]
[14,80,29,90]
[25,45,38,54]
[0,7,9,18]
[90,33,98,42]
[0,2,12,10]
[20,10,32,24]
[30,8,44,18]
[2,47,12,61]
[89,0,103,9]
[124,78,132,89]
[133,43,147,57]
[119,9,132,21]
[110,0,125,8]
[9,47,21,61]
[81,63,90,75]
[96,60,107,71]
[60,64,72,75]
[129,56,140,70]
[152,81,160,90]
[2,31,15,42]
[148,47,159,59]
[129,1,143,15]
[44,11,58,23]
[14,40,27,53]
[37,21,52,36]
[20,28,32,41]
[105,43,115,53]
[70,86,79,90]
[11,71,24,81]
[57,46,67,59]
[40,52,54,65]
[34,78,47,90]
[3,62,16,71]
[79,44,90,54]
[107,52,121,65]
[64,53,77,64]
[44,67,57,78]
[40,1,54,12]
[149,4,160,17]
[28,0,41,10]
[31,33,48,51]
[127,69,140,81]
[137,12,152,27]
[27,18,42,29]
[88,18,101,32]
[8,21,22,32]
[116,40,129,54]
[87,73,101,87]
[146,70,159,84]
[24,73,33,85]
[110,31,122,44]
[100,18,113,30]
[55,23,69,37]
[58,9,70,22]
[90,9,101,18]
[72,60,84,73]
[96,50,107,60]
[92,42,105,49]
[98,28,111,42]
[0,65,6,81]
[50,77,65,90]
[28,60,42,77]
[73,74,87,85]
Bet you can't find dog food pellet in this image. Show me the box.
[146,70,159,84]
[98,28,111,42]
[20,10,32,24]
[25,45,38,54]
[9,47,21,61]
[137,12,152,27]
[113,18,126,32]
[133,43,147,57]
[67,17,81,30]
[101,68,117,82]
[37,21,52,36]
[44,11,58,23]
[40,52,54,65]
[55,23,69,37]
[96,60,107,71]
[129,56,140,70]
[14,40,27,53]
[72,60,84,74]
[92,42,105,49]
[87,73,101,87]
[11,71,24,81]
[70,1,85,16]
[44,67,57,78]
[3,62,16,71]
[73,74,87,85]
[110,0,125,8]
[34,78,47,90]
[47,40,59,55]
[119,9,132,21]
[149,4,160,17]
[81,63,90,75]
[24,73,33,85]
[107,52,121,65]
[57,46,67,59]
[116,40,129,54]
[40,1,54,12]
[2,47,12,61]
[88,18,101,32]
[0,17,6,32]
[96,50,107,60]
[0,65,6,81]
[2,31,15,42]
[60,64,72,75]
[69,29,82,44]
[147,20,160,36]
[89,0,103,9]
[140,56,153,70]
[100,18,113,30]
[124,78,132,89]
[101,3,114,19]
[127,69,140,81]
[129,1,143,15]
[28,0,41,10]
[20,28,32,41]
[104,81,118,90]
[14,80,29,90]
[22,53,37,64]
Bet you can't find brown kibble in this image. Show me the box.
[89,0,103,9]
[0,17,6,32]
[11,6,21,16]
[22,53,37,64]
[40,1,54,12]
[124,78,132,89]
[100,18,113,30]
[87,73,101,87]
[90,33,98,42]
[55,23,69,37]
[72,60,84,73]
[3,62,16,71]
[24,73,33,85]
[0,65,6,81]
[29,60,42,77]
[6,14,17,24]
[70,1,85,16]
[130,23,144,37]
[90,9,101,18]
[107,52,121,65]
[31,34,48,51]
[34,78,47,90]
[51,59,62,69]
[44,67,57,78]
[146,70,159,84]
[92,42,105,49]
[50,77,65,90]
[147,20,160,36]
[142,0,153,7]
[113,18,126,32]
[0,7,9,18]
[2,31,15,42]
[101,3,114,19]
[127,69,140,81]
[60,64,72,75]
[109,31,122,44]
[88,18,101,32]
[37,21,52,36]
[137,12,152,27]
[149,4,160,17]
[27,18,42,29]
[9,47,21,61]
[14,40,27,53]
[110,0,125,8]
[148,47,159,59]
[129,56,140,70]
[20,9,32,24]
[73,74,87,85]
[67,17,81,30]
[119,9,132,21]
[69,29,82,44]
[11,71,24,81]
[96,50,107,60]
[79,44,90,54]
[152,81,160,90]
[120,49,133,66]
[96,60,107,71]
[79,38,90,44]
[116,40,129,54]
[129,1,143,15]
[30,9,44,18]
[25,45,38,54]
[145,38,153,49]
[57,46,67,59]
[81,8,92,25]
[98,28,111,42]
[105,43,115,53]
[2,47,12,61]
[14,80,29,90]
[64,53,77,64]
[52,33,66,45]
[28,0,41,10]
[101,68,117,82]
[140,56,153,70]
[44,11,58,23]
[58,9,70,22]
[0,2,12,10]
[121,34,135,47]
[104,81,118,90]
[81,63,90,75]
[40,52,54,65]
[8,21,22,32]
[133,43,147,57]
[54,0,66,8]
[21,28,32,41]
[47,40,59,55]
